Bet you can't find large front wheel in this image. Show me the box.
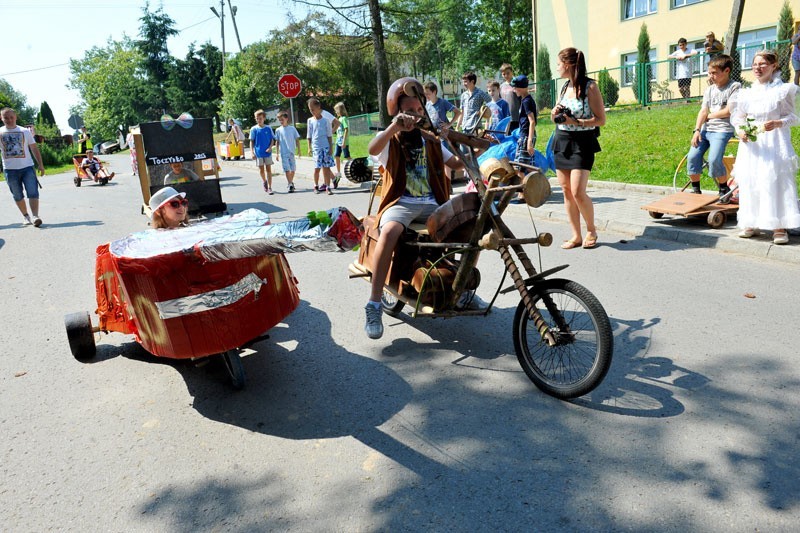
[513,279,613,399]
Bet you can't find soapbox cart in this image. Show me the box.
[64,208,362,389]
[72,154,115,187]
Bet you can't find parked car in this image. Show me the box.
[97,140,120,154]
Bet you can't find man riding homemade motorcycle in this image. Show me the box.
[364,77,464,339]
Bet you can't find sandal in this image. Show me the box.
[738,227,760,238]
[561,238,582,250]
[583,233,598,249]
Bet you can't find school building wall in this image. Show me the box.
[536,0,800,103]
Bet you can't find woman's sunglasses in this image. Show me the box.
[167,198,189,209]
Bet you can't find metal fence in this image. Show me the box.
[531,39,792,110]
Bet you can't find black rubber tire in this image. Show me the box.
[65,311,96,361]
[74,177,82,187]
[221,350,246,390]
[381,288,404,317]
[648,210,664,219]
[100,177,108,186]
[513,279,613,400]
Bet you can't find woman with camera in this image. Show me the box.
[551,47,607,249]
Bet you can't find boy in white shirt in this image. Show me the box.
[274,111,301,193]
[0,107,46,226]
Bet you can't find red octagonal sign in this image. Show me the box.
[278,74,302,99]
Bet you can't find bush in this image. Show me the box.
[37,142,76,167]
[597,69,619,106]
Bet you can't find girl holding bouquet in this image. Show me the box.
[729,50,800,244]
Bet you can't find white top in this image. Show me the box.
[230,123,245,141]
[307,116,331,151]
[321,110,336,136]
[0,125,36,170]
[669,48,697,80]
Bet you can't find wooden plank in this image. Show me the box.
[641,192,719,216]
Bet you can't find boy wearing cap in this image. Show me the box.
[512,75,537,168]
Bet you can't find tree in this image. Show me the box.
[0,79,35,124]
[68,37,150,139]
[597,69,619,106]
[778,0,794,83]
[137,1,178,114]
[167,42,224,129]
[467,0,533,77]
[633,23,652,104]
[36,101,56,126]
[295,0,404,126]
[535,45,553,109]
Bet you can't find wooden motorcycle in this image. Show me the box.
[349,82,613,400]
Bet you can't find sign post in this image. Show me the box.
[278,73,303,128]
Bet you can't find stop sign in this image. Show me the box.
[278,74,302,99]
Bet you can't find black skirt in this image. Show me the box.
[553,128,601,171]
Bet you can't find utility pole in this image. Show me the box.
[724,0,746,54]
[531,0,538,80]
[210,0,226,73]
[227,0,243,52]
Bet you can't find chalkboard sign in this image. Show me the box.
[140,118,215,166]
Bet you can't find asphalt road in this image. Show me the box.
[2,153,799,531]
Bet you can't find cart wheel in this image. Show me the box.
[707,210,726,228]
[74,177,82,187]
[64,311,96,361]
[381,288,404,317]
[221,350,246,390]
[100,177,108,186]
[648,210,664,219]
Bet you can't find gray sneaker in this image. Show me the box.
[22,214,32,226]
[364,304,384,339]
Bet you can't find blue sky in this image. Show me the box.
[1,0,303,133]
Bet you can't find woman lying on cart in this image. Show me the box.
[150,186,189,229]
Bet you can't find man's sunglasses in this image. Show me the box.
[167,198,189,209]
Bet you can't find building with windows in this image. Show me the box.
[534,0,798,103]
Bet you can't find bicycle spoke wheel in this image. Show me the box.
[513,279,613,400]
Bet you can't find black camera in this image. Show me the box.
[553,106,574,124]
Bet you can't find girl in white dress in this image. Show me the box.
[729,50,800,244]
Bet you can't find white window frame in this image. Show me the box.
[736,27,778,70]
[672,0,705,8]
[622,0,657,20]
[621,49,657,86]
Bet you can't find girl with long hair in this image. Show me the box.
[551,47,606,249]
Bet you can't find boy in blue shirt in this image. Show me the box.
[423,81,461,129]
[249,109,275,194]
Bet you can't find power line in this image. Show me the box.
[0,63,69,77]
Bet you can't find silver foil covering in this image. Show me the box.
[155,273,266,319]
[110,208,362,261]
